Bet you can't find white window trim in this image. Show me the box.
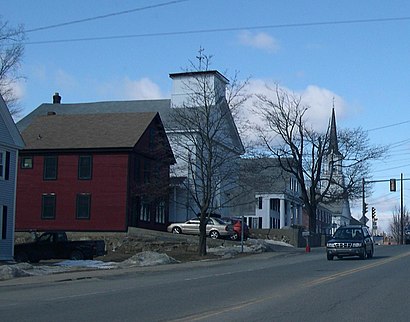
[0,150,5,180]
[0,206,3,238]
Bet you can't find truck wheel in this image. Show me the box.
[367,246,374,259]
[70,250,85,260]
[359,248,366,260]
[14,251,29,263]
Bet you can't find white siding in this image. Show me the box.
[0,112,14,147]
[0,148,17,260]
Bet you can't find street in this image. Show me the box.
[1,245,410,321]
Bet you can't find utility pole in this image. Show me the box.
[361,178,368,225]
[401,173,404,244]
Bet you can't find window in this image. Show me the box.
[21,156,33,169]
[0,151,4,179]
[270,199,280,212]
[155,201,165,223]
[42,194,56,219]
[76,193,91,219]
[43,156,58,180]
[0,206,7,239]
[290,178,298,192]
[258,197,263,209]
[140,202,150,221]
[0,151,9,180]
[78,156,92,180]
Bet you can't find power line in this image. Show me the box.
[24,15,410,45]
[23,0,190,34]
[368,120,410,132]
[373,163,410,173]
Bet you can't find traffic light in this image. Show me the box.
[390,179,396,192]
[371,207,376,219]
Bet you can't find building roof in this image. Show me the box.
[169,70,229,84]
[21,112,158,150]
[240,157,298,194]
[0,94,25,149]
[17,96,244,154]
[17,99,171,132]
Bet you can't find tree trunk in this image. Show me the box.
[307,204,317,233]
[198,219,207,256]
[309,215,317,234]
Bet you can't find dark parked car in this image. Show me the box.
[326,225,374,260]
[14,231,106,263]
[222,217,249,241]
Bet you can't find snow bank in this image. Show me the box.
[117,251,179,268]
[0,239,295,281]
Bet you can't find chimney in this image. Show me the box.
[53,92,61,104]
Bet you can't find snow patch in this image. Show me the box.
[117,251,179,268]
[0,239,295,281]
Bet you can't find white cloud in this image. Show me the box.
[238,31,280,53]
[300,85,348,131]
[122,77,163,100]
[236,79,350,144]
[11,79,25,100]
[97,77,164,100]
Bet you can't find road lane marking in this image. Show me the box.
[304,251,410,287]
[171,251,410,321]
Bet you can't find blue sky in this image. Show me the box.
[3,0,410,232]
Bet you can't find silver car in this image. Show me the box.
[167,218,232,239]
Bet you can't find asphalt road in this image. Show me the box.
[1,245,410,322]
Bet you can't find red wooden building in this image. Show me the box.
[15,112,174,232]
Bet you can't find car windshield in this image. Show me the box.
[333,228,363,240]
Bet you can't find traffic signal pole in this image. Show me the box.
[362,174,407,244]
[361,178,369,224]
[401,173,404,245]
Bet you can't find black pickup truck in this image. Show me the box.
[14,231,106,263]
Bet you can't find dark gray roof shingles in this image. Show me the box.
[17,99,171,132]
[21,112,157,150]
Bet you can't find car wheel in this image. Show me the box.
[367,246,374,259]
[172,227,182,234]
[230,232,239,241]
[359,248,366,260]
[210,230,220,239]
[70,250,85,260]
[327,253,333,261]
[14,251,29,263]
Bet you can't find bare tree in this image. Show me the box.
[389,206,410,244]
[0,18,25,116]
[169,53,248,255]
[254,85,386,232]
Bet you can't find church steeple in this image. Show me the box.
[329,108,340,156]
